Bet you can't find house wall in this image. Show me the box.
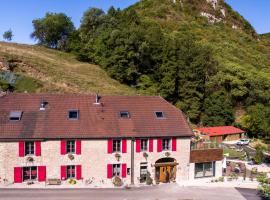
[0,137,191,187]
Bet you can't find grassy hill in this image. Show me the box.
[0,42,135,95]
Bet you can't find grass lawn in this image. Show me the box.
[223,147,246,158]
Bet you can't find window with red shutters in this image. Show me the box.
[136,139,140,153]
[157,139,162,152]
[122,139,127,153]
[60,140,66,155]
[75,140,81,155]
[61,165,66,180]
[14,167,22,183]
[107,164,112,178]
[76,165,82,180]
[18,141,24,157]
[149,139,153,152]
[107,139,113,154]
[172,138,177,151]
[38,166,46,182]
[35,141,41,156]
[121,163,127,178]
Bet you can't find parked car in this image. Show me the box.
[236,139,250,145]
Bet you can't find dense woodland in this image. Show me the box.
[2,0,270,141]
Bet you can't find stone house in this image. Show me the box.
[0,93,223,187]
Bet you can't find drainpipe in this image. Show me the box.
[131,138,135,185]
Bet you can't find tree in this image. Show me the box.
[31,13,75,49]
[202,90,234,126]
[3,29,13,41]
[240,104,270,140]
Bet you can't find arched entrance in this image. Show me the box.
[155,157,178,183]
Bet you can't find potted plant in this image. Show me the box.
[112,176,123,187]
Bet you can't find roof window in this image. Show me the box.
[155,111,165,119]
[68,110,79,120]
[119,111,130,119]
[9,111,22,121]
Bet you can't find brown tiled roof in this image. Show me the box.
[0,93,193,139]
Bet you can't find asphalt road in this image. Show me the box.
[0,184,261,200]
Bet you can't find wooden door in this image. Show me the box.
[159,166,165,183]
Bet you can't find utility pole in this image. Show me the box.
[131,138,135,185]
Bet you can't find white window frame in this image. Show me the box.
[66,165,76,179]
[112,164,121,177]
[66,140,76,154]
[25,141,35,156]
[140,139,148,152]
[112,139,121,153]
[162,138,171,151]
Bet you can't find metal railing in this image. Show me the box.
[191,141,222,150]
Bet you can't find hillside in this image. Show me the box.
[0,42,134,95]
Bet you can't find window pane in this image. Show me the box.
[66,140,75,154]
[69,110,78,119]
[195,163,204,178]
[25,141,34,155]
[204,162,214,177]
[67,165,75,179]
[113,140,121,152]
[155,112,164,118]
[120,111,130,118]
[141,139,148,151]
[162,139,170,150]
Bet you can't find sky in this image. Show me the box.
[0,0,269,44]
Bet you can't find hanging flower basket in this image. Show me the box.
[165,152,171,157]
[26,156,34,162]
[143,152,148,159]
[68,154,75,160]
[115,153,121,161]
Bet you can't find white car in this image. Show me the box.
[236,139,250,145]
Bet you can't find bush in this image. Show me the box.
[254,147,264,164]
[146,172,153,185]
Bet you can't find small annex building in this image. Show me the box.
[196,126,246,143]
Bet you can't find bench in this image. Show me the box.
[47,179,61,185]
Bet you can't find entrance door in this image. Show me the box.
[158,165,176,183]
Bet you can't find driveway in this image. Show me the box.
[0,184,260,200]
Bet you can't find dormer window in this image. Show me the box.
[119,111,130,119]
[68,110,79,120]
[9,111,22,121]
[155,111,165,119]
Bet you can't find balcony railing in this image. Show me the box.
[191,141,222,150]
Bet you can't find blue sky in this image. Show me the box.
[0,0,269,44]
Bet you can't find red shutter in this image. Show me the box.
[76,165,82,180]
[107,139,113,154]
[35,141,41,156]
[136,139,141,153]
[38,166,46,182]
[14,167,22,183]
[157,139,162,152]
[76,140,81,155]
[107,164,112,179]
[172,138,177,151]
[60,140,66,155]
[19,141,24,157]
[122,163,127,178]
[61,166,66,180]
[122,139,127,153]
[149,139,153,152]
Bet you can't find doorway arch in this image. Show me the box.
[155,157,178,183]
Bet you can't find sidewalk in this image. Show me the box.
[178,177,259,189]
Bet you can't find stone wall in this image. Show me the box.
[0,138,191,187]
